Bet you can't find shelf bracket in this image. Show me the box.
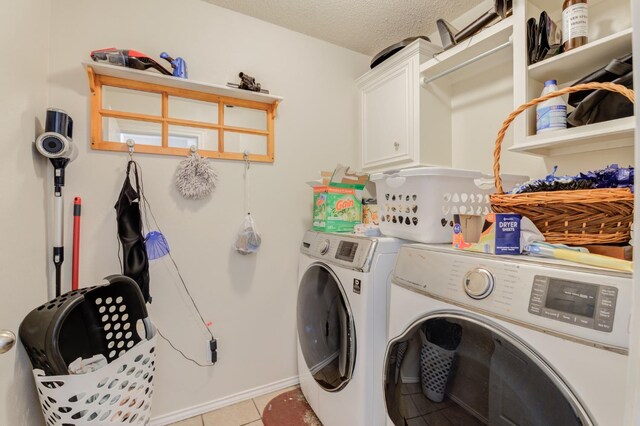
[86,66,96,94]
[420,38,512,87]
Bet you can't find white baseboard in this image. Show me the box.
[150,375,300,426]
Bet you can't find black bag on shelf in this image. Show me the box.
[567,53,634,127]
[568,53,632,106]
[568,72,633,126]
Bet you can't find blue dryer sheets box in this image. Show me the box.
[452,213,521,255]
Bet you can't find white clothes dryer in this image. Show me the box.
[297,231,403,426]
[384,244,631,426]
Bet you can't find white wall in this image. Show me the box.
[0,0,51,425]
[450,60,546,178]
[45,0,368,421]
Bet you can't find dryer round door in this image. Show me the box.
[384,311,593,425]
[297,263,356,392]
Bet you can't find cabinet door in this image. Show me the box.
[361,61,414,170]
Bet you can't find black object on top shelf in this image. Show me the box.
[370,36,431,69]
[437,0,512,50]
[227,72,269,94]
[527,11,562,65]
[19,275,153,376]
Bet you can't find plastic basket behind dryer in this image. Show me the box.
[371,168,527,243]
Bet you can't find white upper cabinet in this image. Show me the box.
[357,40,447,171]
[361,62,411,167]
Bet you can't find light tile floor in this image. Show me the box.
[169,386,300,426]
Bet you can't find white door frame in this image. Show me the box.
[624,3,640,424]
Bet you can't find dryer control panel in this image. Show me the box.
[300,231,375,271]
[528,276,618,333]
[391,244,631,351]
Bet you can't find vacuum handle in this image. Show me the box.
[53,193,64,248]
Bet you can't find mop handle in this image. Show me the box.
[72,197,82,291]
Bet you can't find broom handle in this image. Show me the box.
[493,82,635,194]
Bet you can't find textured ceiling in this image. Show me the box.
[203,0,483,56]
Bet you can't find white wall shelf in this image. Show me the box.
[512,0,634,156]
[419,16,513,85]
[83,61,283,105]
[528,27,633,83]
[85,60,282,162]
[509,116,635,156]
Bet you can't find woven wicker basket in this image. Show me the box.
[490,82,634,245]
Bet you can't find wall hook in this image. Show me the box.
[126,139,135,161]
[243,150,251,170]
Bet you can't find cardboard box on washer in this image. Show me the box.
[312,186,362,233]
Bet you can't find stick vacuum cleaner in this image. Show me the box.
[90,48,173,75]
[35,109,77,297]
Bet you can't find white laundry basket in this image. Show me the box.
[34,333,157,426]
[371,167,527,243]
[18,276,157,426]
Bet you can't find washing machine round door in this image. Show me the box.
[384,312,593,425]
[297,263,355,392]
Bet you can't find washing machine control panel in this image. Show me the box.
[300,231,375,271]
[528,276,618,333]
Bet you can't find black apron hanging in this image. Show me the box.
[114,161,151,302]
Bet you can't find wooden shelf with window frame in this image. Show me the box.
[85,62,283,163]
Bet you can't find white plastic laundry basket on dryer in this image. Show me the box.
[371,167,526,243]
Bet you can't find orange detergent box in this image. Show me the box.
[452,213,521,255]
[313,186,362,232]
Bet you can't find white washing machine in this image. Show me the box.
[297,230,403,426]
[384,244,631,426]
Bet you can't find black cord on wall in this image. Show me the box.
[117,160,216,367]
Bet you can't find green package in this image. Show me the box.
[313,186,362,232]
